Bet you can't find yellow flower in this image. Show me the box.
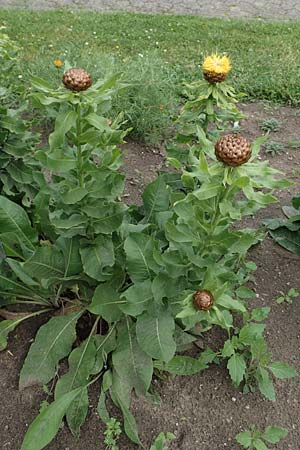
[53,59,63,68]
[202,53,231,84]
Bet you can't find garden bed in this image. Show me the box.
[0,102,299,450]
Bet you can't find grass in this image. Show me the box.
[1,9,300,141]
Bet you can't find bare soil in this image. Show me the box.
[0,102,299,450]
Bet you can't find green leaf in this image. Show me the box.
[235,431,253,448]
[49,110,77,151]
[155,349,216,375]
[150,432,175,450]
[55,237,83,277]
[221,339,235,358]
[251,307,271,322]
[55,338,96,436]
[253,439,269,450]
[110,372,141,445]
[0,317,24,350]
[119,280,152,316]
[193,181,221,200]
[20,387,84,450]
[256,367,275,401]
[236,287,256,299]
[136,308,176,362]
[80,235,114,281]
[262,426,288,444]
[88,282,123,322]
[227,353,246,386]
[23,246,65,281]
[216,294,246,312]
[124,233,159,282]
[239,323,266,345]
[267,361,297,379]
[19,311,82,389]
[82,202,126,234]
[142,176,170,222]
[269,228,300,254]
[112,318,153,396]
[0,195,37,251]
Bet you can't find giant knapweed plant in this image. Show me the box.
[0,53,297,450]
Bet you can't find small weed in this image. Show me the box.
[260,118,280,132]
[288,139,300,149]
[236,425,288,449]
[264,141,284,156]
[276,287,300,304]
[104,418,122,450]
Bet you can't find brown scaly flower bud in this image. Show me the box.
[63,68,92,92]
[193,290,214,311]
[215,134,252,167]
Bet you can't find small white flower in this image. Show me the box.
[138,53,144,58]
[18,75,22,79]
[85,42,89,45]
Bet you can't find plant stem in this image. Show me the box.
[76,99,84,188]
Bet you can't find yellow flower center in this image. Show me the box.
[202,54,231,75]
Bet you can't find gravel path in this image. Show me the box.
[1,0,300,20]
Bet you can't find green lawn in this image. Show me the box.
[1,9,300,141]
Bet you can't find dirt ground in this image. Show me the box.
[0,102,299,450]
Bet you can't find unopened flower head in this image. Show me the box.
[53,60,63,68]
[202,53,231,83]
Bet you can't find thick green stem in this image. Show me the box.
[76,100,84,188]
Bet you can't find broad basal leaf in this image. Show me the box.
[110,371,141,445]
[82,201,126,234]
[23,246,65,281]
[80,235,114,281]
[0,195,37,252]
[142,176,170,222]
[20,387,84,450]
[19,311,82,389]
[55,337,97,436]
[112,318,153,396]
[88,282,123,322]
[55,237,83,277]
[136,308,176,362]
[119,280,152,316]
[124,233,159,282]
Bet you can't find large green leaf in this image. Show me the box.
[142,176,170,222]
[124,233,159,282]
[55,337,97,436]
[88,282,123,322]
[23,246,65,281]
[56,237,83,277]
[269,228,300,254]
[110,371,141,445]
[136,308,176,362]
[0,317,25,351]
[112,318,153,396]
[82,201,126,234]
[119,280,152,316]
[80,235,114,281]
[20,387,84,450]
[19,311,82,389]
[0,195,37,251]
